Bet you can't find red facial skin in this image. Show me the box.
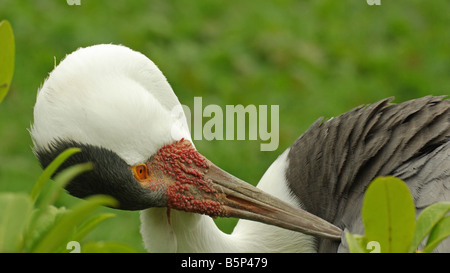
[131,140,344,241]
[135,139,225,217]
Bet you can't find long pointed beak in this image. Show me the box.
[142,139,342,241]
[205,163,342,240]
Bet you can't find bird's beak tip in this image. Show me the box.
[203,162,343,241]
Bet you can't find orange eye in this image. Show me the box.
[133,164,148,181]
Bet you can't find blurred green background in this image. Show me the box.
[0,0,448,252]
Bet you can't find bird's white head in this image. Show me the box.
[31,44,341,239]
[32,44,190,166]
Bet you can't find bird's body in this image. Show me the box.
[31,44,450,252]
[286,97,450,252]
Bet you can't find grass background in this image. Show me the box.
[0,0,448,252]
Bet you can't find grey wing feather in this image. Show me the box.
[285,96,450,252]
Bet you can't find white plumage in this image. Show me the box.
[32,44,190,166]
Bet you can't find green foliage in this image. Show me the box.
[345,233,369,253]
[32,195,117,253]
[362,176,416,252]
[410,202,450,253]
[81,241,139,253]
[0,148,137,253]
[346,176,450,253]
[0,193,32,252]
[29,147,81,203]
[0,20,14,103]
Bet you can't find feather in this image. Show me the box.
[286,96,450,252]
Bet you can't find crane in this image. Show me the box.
[30,44,450,252]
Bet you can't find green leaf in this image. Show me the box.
[409,202,450,252]
[0,20,15,103]
[0,193,33,252]
[71,213,116,243]
[345,232,369,253]
[362,176,416,253]
[81,241,139,253]
[35,162,93,210]
[32,195,117,253]
[30,147,81,203]
[24,205,68,252]
[25,162,93,251]
[423,215,450,253]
